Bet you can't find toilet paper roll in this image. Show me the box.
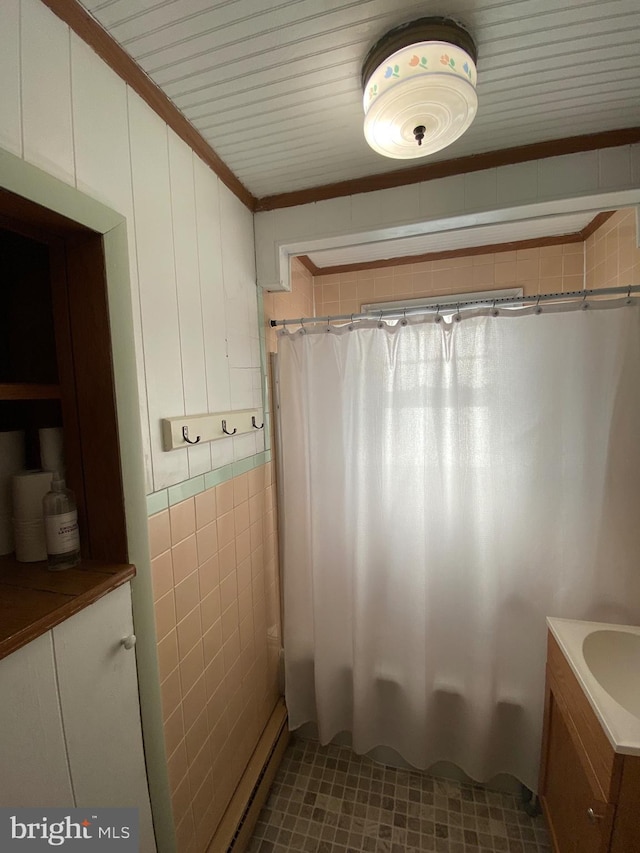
[13,518,47,562]
[12,470,53,521]
[39,427,65,474]
[0,431,26,555]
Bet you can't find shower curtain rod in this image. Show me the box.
[269,284,640,328]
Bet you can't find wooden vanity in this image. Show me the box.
[539,623,640,853]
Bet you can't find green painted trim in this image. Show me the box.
[254,450,269,468]
[167,474,205,506]
[264,417,272,453]
[232,455,257,477]
[146,449,273,516]
[102,224,177,853]
[204,463,236,490]
[0,148,123,233]
[255,285,271,450]
[146,490,169,516]
[257,287,266,342]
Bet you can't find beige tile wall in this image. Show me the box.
[314,244,586,318]
[149,463,281,853]
[586,208,640,289]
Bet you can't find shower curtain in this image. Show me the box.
[277,306,640,792]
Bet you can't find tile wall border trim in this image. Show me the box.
[146,450,272,516]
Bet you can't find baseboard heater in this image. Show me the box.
[206,699,289,853]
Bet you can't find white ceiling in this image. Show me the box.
[79,0,640,200]
[305,210,596,268]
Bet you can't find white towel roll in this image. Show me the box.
[39,427,65,474]
[12,470,53,562]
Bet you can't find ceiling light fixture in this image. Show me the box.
[361,16,478,160]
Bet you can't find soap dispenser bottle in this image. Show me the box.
[42,472,81,570]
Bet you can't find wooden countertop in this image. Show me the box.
[0,555,135,660]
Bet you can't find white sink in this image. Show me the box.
[582,630,640,719]
[547,617,640,755]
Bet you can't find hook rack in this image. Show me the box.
[162,408,264,451]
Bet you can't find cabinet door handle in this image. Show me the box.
[121,634,136,650]
[587,807,603,824]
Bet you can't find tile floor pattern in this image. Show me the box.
[247,737,551,853]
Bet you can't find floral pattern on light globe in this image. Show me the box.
[364,43,476,107]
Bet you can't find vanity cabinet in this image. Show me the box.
[539,631,640,853]
[0,583,155,852]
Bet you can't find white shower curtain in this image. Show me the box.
[277,306,640,792]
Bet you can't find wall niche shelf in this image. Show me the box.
[0,553,135,660]
[0,383,61,401]
[0,187,130,651]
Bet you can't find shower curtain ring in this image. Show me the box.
[535,295,542,314]
[492,299,499,318]
[401,308,408,326]
[627,285,632,304]
[434,305,441,323]
[582,291,589,310]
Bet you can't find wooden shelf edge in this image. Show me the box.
[0,560,135,661]
[0,382,61,400]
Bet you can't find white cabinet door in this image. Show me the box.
[52,583,156,853]
[0,632,74,806]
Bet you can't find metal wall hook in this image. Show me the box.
[251,416,264,430]
[182,426,201,445]
[221,419,237,436]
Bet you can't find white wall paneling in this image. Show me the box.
[69,34,155,493]
[233,431,260,462]
[71,34,132,217]
[193,156,231,414]
[129,95,188,492]
[0,0,21,156]
[0,632,74,806]
[53,584,156,852]
[167,129,212,479]
[21,0,75,184]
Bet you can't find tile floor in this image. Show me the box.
[247,737,551,853]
